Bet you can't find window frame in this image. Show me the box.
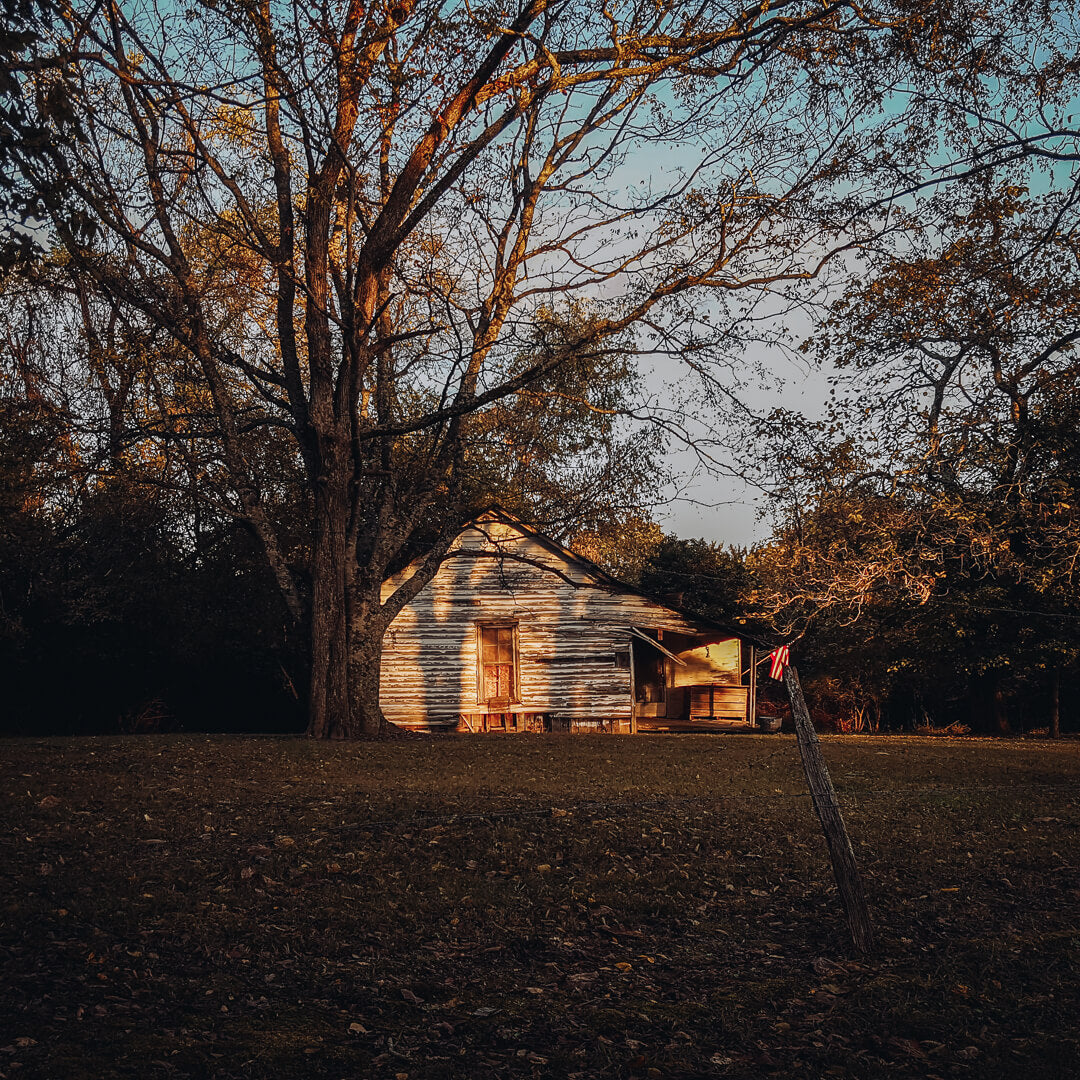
[475,621,521,706]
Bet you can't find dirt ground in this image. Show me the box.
[2,733,1078,1079]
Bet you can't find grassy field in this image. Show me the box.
[2,733,1079,1079]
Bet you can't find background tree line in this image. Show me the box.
[646,182,1080,736]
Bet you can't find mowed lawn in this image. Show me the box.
[2,734,1079,1079]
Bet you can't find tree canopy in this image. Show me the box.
[6,0,1076,735]
[745,173,1080,732]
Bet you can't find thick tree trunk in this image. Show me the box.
[350,615,393,738]
[308,533,400,739]
[307,476,354,739]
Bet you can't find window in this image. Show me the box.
[478,623,518,704]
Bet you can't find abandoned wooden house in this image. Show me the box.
[379,511,771,733]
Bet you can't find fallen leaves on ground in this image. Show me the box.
[1,733,1078,1078]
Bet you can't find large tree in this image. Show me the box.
[746,179,1080,732]
[17,0,1058,736]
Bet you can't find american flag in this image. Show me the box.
[768,645,790,680]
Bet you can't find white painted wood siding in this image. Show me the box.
[378,519,713,727]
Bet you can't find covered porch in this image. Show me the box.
[627,626,762,733]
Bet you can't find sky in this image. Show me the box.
[646,292,835,548]
[658,365,831,547]
[660,477,764,548]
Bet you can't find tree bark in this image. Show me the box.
[783,664,875,955]
[349,608,393,738]
[307,469,353,739]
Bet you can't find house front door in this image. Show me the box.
[479,623,518,729]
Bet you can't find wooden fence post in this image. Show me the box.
[783,664,875,954]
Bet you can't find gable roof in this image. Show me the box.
[468,507,625,589]
[460,508,776,650]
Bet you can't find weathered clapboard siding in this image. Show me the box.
[379,517,726,728]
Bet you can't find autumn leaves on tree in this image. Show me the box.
[9,0,1074,735]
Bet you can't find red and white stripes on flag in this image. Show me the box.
[768,645,790,680]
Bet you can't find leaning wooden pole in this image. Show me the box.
[783,664,875,954]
